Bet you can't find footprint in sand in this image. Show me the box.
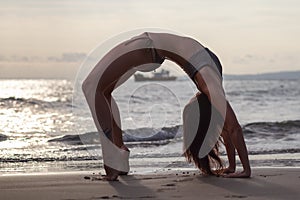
[224,194,248,199]
[259,174,283,178]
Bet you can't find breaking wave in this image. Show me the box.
[48,120,300,144]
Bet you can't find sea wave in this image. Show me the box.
[0,97,72,108]
[0,155,98,163]
[48,120,300,145]
[48,125,182,145]
[1,148,299,164]
[243,120,300,139]
[1,120,299,164]
[248,148,300,155]
[0,133,8,141]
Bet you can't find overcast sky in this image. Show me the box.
[1,0,299,79]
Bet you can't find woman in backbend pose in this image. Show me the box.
[82,32,251,181]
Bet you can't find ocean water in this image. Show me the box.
[0,77,299,174]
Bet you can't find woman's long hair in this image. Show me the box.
[183,92,224,175]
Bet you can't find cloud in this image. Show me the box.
[0,52,86,63]
[232,54,265,65]
[47,53,86,63]
[0,55,6,60]
[231,53,300,72]
[0,55,41,62]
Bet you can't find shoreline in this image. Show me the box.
[1,168,299,200]
[1,166,300,177]
[1,152,299,175]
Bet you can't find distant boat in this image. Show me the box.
[134,69,177,82]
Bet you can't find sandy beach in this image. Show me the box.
[1,168,299,200]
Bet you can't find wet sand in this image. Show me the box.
[1,168,299,200]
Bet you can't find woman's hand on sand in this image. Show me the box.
[222,167,236,174]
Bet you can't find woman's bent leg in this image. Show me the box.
[105,92,124,148]
[82,78,129,180]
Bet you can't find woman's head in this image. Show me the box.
[183,92,223,175]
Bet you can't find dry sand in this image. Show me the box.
[1,168,299,200]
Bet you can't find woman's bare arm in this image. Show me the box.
[194,67,251,178]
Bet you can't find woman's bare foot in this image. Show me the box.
[102,145,130,180]
[223,170,251,178]
[103,164,120,181]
